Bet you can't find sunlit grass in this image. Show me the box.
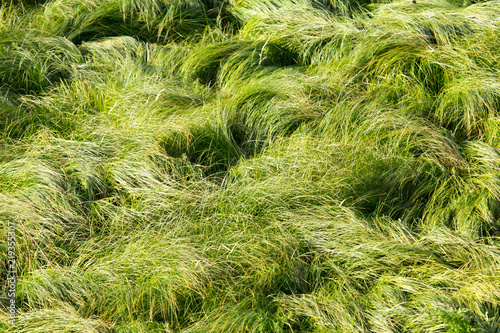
[2,0,500,331]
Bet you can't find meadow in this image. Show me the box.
[1,0,500,331]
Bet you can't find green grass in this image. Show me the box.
[2,0,500,332]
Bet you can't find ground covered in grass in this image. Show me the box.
[1,0,500,331]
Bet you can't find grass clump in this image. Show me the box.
[0,34,82,95]
[32,0,227,44]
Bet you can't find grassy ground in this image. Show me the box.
[1,0,500,331]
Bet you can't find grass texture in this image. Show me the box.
[2,0,500,331]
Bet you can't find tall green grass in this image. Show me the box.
[2,0,500,331]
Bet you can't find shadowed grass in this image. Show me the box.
[34,0,224,44]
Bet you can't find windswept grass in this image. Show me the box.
[30,0,227,44]
[2,0,500,332]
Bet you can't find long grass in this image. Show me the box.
[2,0,500,332]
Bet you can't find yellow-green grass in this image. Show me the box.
[1,0,500,332]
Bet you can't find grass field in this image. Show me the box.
[1,0,500,331]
